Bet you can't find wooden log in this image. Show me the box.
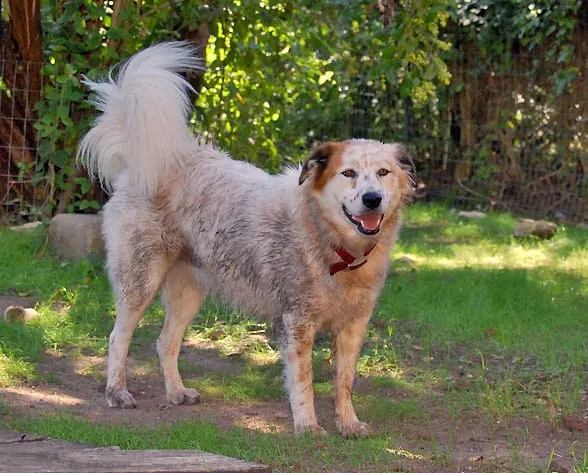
[0,430,271,473]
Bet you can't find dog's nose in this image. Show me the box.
[362,192,382,209]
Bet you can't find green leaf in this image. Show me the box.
[557,44,574,63]
[107,28,129,40]
[554,67,578,95]
[318,71,334,85]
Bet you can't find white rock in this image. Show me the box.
[3,306,39,323]
[457,210,487,219]
[8,221,43,232]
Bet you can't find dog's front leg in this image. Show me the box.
[332,314,371,438]
[281,315,325,435]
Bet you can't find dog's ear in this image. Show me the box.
[298,143,334,185]
[384,143,416,199]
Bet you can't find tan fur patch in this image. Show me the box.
[381,213,401,235]
[296,360,312,384]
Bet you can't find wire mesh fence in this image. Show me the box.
[1,56,586,223]
[0,59,46,220]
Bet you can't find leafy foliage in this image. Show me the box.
[453,0,582,91]
[195,0,453,168]
[30,0,453,208]
[7,0,585,217]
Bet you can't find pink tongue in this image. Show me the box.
[357,214,382,231]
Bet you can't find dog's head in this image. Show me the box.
[299,139,414,239]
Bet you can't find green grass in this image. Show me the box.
[386,205,587,359]
[1,204,587,472]
[0,225,114,384]
[4,414,410,472]
[188,365,285,402]
[5,413,587,473]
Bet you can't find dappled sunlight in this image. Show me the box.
[365,372,430,396]
[397,242,585,273]
[386,447,426,460]
[246,350,280,366]
[356,364,422,393]
[37,300,72,318]
[233,414,288,434]
[73,355,105,377]
[192,376,226,399]
[184,330,279,366]
[196,368,283,403]
[0,355,36,386]
[398,203,588,278]
[129,360,160,378]
[2,386,86,407]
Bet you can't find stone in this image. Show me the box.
[393,255,416,266]
[513,218,557,240]
[49,213,105,262]
[457,210,487,219]
[3,306,39,323]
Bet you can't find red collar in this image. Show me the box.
[329,244,376,276]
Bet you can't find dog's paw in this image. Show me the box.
[294,423,328,436]
[105,387,137,409]
[337,420,371,439]
[168,388,201,406]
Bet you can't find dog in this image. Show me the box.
[77,42,413,438]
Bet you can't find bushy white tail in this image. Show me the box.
[77,42,203,195]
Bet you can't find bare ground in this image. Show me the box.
[1,335,587,473]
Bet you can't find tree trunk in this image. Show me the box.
[0,0,43,216]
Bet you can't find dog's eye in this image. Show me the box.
[341,169,357,178]
[377,168,391,177]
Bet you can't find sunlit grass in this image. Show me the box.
[354,394,423,424]
[398,204,587,276]
[0,354,36,386]
[190,369,284,403]
[1,205,587,472]
[186,318,278,363]
[381,204,588,363]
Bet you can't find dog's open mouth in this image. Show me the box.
[342,205,383,235]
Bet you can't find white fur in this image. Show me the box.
[78,42,412,437]
[77,42,204,195]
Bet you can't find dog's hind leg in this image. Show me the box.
[104,230,170,408]
[332,314,372,438]
[281,315,326,435]
[106,256,170,409]
[157,261,205,405]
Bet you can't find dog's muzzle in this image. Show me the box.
[342,205,383,235]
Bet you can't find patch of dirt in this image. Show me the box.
[1,338,587,473]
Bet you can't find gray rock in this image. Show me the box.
[513,218,557,239]
[49,213,105,261]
